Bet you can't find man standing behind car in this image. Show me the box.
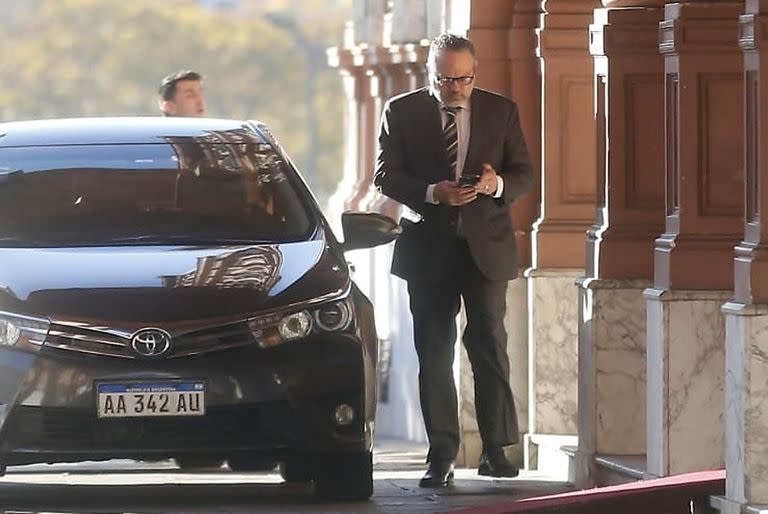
[158,70,206,117]
[373,32,534,488]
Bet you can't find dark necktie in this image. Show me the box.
[443,106,460,179]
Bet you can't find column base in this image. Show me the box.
[526,433,577,481]
[644,288,730,477]
[525,269,580,471]
[722,302,768,509]
[576,278,649,487]
[711,495,768,514]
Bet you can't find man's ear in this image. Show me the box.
[160,100,176,116]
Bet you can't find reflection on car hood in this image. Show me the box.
[0,240,350,325]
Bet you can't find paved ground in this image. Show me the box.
[0,440,574,513]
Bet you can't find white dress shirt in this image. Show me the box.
[425,95,504,204]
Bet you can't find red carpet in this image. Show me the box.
[444,469,725,514]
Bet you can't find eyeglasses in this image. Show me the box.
[434,74,475,86]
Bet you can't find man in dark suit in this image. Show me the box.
[374,33,534,488]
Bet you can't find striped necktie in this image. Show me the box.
[443,106,460,179]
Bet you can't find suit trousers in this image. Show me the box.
[406,238,519,463]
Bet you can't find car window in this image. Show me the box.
[0,140,316,246]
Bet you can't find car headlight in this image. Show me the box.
[249,298,355,349]
[0,320,21,346]
[0,313,49,351]
[314,301,352,332]
[277,311,313,341]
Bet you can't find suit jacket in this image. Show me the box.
[374,87,534,282]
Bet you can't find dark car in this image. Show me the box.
[0,117,400,500]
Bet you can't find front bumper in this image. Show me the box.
[0,335,372,466]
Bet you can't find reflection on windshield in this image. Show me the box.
[0,128,314,247]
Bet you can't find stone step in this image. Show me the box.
[709,495,767,514]
[560,446,644,487]
[526,434,578,482]
[593,454,646,486]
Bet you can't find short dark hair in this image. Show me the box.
[427,33,476,70]
[158,70,202,101]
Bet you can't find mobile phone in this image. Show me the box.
[458,174,480,187]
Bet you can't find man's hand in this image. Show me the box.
[477,163,498,195]
[434,180,478,206]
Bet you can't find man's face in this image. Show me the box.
[164,80,206,117]
[430,49,475,107]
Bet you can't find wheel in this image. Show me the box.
[314,451,373,501]
[279,456,315,483]
[228,456,277,472]
[174,456,225,471]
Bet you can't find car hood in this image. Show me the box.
[0,239,350,328]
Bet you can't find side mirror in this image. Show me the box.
[340,211,402,252]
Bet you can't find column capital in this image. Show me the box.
[660,2,743,55]
[512,0,543,29]
[540,0,601,54]
[590,6,665,57]
[327,45,377,71]
[327,43,429,73]
[740,9,768,51]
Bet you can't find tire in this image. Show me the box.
[279,456,315,483]
[314,451,373,501]
[174,456,225,471]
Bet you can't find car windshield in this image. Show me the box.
[0,137,315,247]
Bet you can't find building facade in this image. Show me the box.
[328,1,768,512]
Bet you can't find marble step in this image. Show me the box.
[593,453,646,486]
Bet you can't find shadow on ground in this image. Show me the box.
[0,440,573,514]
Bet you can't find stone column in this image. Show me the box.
[362,43,431,443]
[455,0,542,469]
[575,1,665,487]
[326,47,371,229]
[719,2,768,513]
[328,3,432,442]
[526,0,600,474]
[365,44,430,222]
[373,46,431,219]
[645,1,744,478]
[509,0,543,278]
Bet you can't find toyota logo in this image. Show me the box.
[131,328,172,358]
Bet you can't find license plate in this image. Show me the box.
[97,381,205,418]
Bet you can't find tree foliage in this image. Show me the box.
[0,0,350,205]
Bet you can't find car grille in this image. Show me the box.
[44,321,256,359]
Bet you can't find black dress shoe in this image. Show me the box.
[419,460,455,488]
[477,449,519,478]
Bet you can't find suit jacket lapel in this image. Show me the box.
[414,88,448,180]
[422,92,450,178]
